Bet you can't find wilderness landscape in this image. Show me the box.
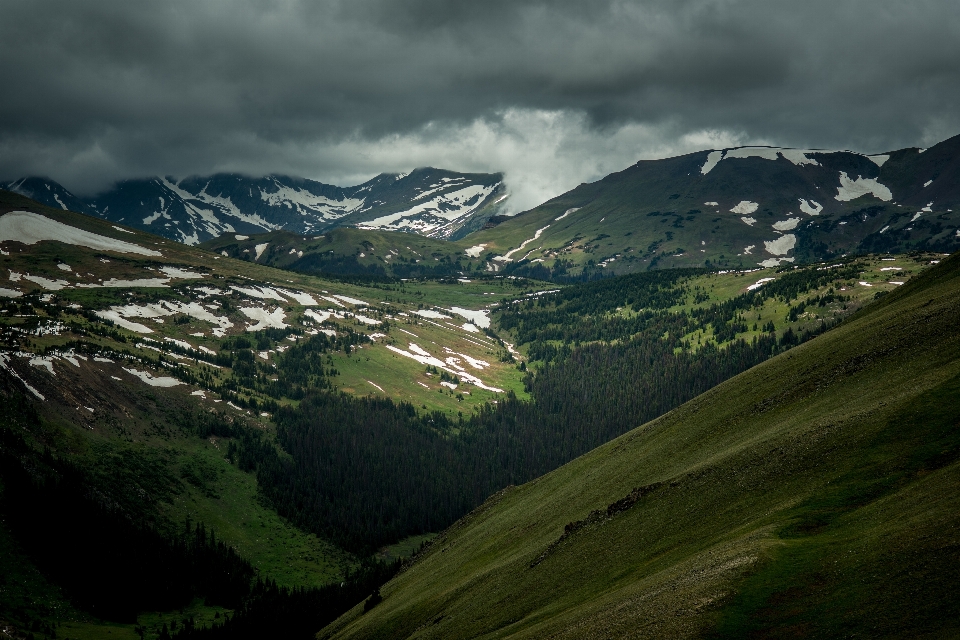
[2,1,960,638]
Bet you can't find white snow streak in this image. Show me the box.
[0,211,161,256]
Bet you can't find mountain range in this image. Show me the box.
[8,135,960,281]
[3,168,507,245]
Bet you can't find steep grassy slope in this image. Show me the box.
[322,251,960,638]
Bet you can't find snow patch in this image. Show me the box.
[835,172,892,202]
[446,307,490,329]
[464,244,487,257]
[700,151,724,175]
[763,234,796,256]
[701,147,820,174]
[758,257,795,268]
[124,367,181,387]
[159,266,204,279]
[304,309,332,324]
[747,277,775,291]
[730,201,759,215]
[555,207,580,221]
[799,199,823,216]
[240,307,287,331]
[275,288,319,306]
[386,344,503,393]
[230,285,286,301]
[772,218,800,231]
[29,356,56,375]
[23,274,70,290]
[0,211,161,256]
[502,225,551,261]
[414,309,451,320]
[332,295,368,306]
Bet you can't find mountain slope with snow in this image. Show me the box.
[4,168,506,245]
[469,134,960,278]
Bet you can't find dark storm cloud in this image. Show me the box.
[1,0,958,207]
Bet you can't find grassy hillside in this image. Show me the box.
[200,227,487,280]
[322,251,960,638]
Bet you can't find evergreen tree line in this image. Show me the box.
[497,261,865,347]
[238,316,831,553]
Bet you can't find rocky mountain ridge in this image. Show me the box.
[4,168,506,245]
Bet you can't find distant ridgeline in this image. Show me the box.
[7,134,960,284]
[466,133,960,279]
[3,167,507,244]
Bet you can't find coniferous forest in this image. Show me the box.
[235,267,847,552]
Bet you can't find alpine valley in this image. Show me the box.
[0,134,958,640]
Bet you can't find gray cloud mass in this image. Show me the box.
[1,0,958,212]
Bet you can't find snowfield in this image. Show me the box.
[97,301,234,336]
[835,172,893,202]
[731,201,759,215]
[701,147,821,174]
[747,277,775,291]
[0,211,162,256]
[446,307,491,328]
[240,307,288,331]
[764,234,797,256]
[772,218,800,231]
[123,367,182,387]
[414,309,452,320]
[799,199,823,216]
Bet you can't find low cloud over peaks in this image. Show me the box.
[1,0,958,203]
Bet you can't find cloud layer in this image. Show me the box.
[2,0,958,210]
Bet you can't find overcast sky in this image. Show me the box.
[2,0,959,212]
